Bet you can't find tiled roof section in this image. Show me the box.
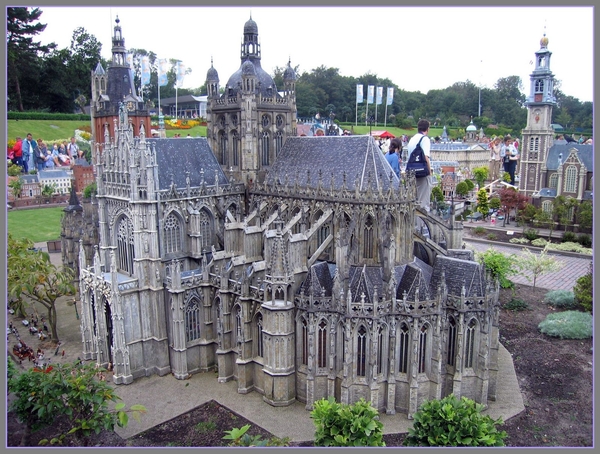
[39,169,70,178]
[297,261,333,297]
[146,138,229,191]
[348,265,383,304]
[538,188,557,197]
[412,256,433,285]
[430,256,486,298]
[22,174,39,184]
[582,190,593,200]
[265,136,399,192]
[547,144,593,171]
[396,262,431,300]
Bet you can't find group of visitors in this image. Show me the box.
[9,134,82,173]
[488,134,520,186]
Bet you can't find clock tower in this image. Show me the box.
[518,32,557,197]
[91,17,150,145]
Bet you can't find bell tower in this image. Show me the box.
[519,31,557,196]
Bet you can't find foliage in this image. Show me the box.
[573,263,592,313]
[222,424,268,447]
[311,397,385,447]
[576,200,592,229]
[502,171,511,183]
[523,228,539,241]
[9,177,24,198]
[486,233,497,241]
[538,311,592,339]
[473,226,486,236]
[403,394,507,447]
[455,181,469,197]
[40,183,56,197]
[519,203,538,225]
[83,181,97,199]
[8,162,23,176]
[544,290,576,309]
[476,188,489,217]
[7,234,76,341]
[515,246,564,289]
[472,166,489,187]
[545,242,592,255]
[576,233,592,248]
[509,237,529,244]
[561,231,577,243]
[489,197,501,210]
[464,179,475,191]
[503,298,530,312]
[7,112,91,121]
[8,361,146,446]
[476,248,517,289]
[431,186,444,204]
[531,238,548,247]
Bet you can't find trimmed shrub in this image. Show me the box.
[561,231,577,243]
[473,226,486,236]
[486,233,497,241]
[546,241,592,255]
[476,248,516,289]
[523,228,539,241]
[509,237,530,244]
[504,298,530,311]
[311,398,385,447]
[531,238,548,247]
[577,233,592,248]
[403,394,507,447]
[538,311,592,339]
[573,264,592,313]
[544,290,576,309]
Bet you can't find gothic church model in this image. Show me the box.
[75,17,501,418]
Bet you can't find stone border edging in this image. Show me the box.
[464,236,592,259]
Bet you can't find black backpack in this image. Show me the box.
[406,135,430,178]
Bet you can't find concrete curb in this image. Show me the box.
[464,236,593,260]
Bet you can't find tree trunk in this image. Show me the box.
[19,423,31,446]
[47,305,59,343]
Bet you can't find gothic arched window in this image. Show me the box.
[164,212,183,254]
[464,319,477,369]
[116,216,134,275]
[199,210,212,250]
[542,200,552,213]
[357,325,367,377]
[235,306,242,346]
[261,131,270,166]
[398,323,409,374]
[256,313,264,358]
[418,324,429,374]
[565,165,577,193]
[301,317,308,365]
[529,136,540,152]
[232,131,239,167]
[185,298,201,343]
[318,319,327,368]
[363,215,374,259]
[377,325,386,375]
[549,173,558,189]
[275,131,284,157]
[220,131,228,166]
[447,316,457,367]
[535,79,544,93]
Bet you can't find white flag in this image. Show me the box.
[176,61,186,88]
[367,85,374,104]
[141,56,151,86]
[158,58,169,87]
[376,86,383,105]
[126,53,134,70]
[386,87,394,106]
[356,84,363,103]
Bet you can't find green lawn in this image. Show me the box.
[7,207,64,243]
[7,120,91,143]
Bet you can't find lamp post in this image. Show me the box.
[368,115,374,137]
[328,111,336,136]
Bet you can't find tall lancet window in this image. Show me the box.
[535,79,544,93]
[357,325,367,377]
[363,215,374,259]
[199,210,212,250]
[116,216,134,275]
[318,320,327,368]
[261,131,270,166]
[164,212,182,254]
[185,298,201,343]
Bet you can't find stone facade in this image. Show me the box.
[71,16,502,418]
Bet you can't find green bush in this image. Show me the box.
[544,290,576,309]
[561,231,577,243]
[403,394,507,447]
[473,226,486,236]
[486,233,497,241]
[545,241,592,254]
[538,311,592,339]
[7,163,22,176]
[531,238,548,247]
[83,181,97,199]
[523,228,539,241]
[573,264,592,313]
[509,237,530,244]
[503,298,530,311]
[311,398,385,447]
[7,111,91,121]
[577,233,592,248]
[476,248,516,289]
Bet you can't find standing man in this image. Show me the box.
[407,119,432,212]
[488,136,502,182]
[21,133,38,174]
[501,135,519,186]
[67,137,80,160]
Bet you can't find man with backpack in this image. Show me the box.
[67,137,81,161]
[407,119,432,212]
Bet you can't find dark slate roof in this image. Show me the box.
[396,262,431,300]
[430,255,486,298]
[348,265,383,304]
[538,188,557,197]
[583,190,593,200]
[547,144,593,171]
[264,136,400,192]
[225,61,279,98]
[297,261,333,297]
[145,138,229,191]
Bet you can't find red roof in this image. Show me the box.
[370,130,395,139]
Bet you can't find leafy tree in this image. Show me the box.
[40,183,56,197]
[489,197,501,210]
[7,234,76,342]
[533,209,555,240]
[476,189,489,218]
[576,200,592,230]
[6,7,56,111]
[8,360,146,446]
[9,177,24,198]
[472,166,489,187]
[516,246,564,289]
[518,202,538,226]
[477,247,517,289]
[573,263,592,313]
[455,181,469,197]
[431,186,444,204]
[464,179,475,191]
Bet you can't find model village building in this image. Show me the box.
[62,16,506,418]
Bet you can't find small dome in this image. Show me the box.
[244,17,258,35]
[466,120,476,132]
[206,64,219,82]
[540,34,549,48]
[283,60,296,81]
[241,60,256,76]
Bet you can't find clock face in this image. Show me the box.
[126,101,135,111]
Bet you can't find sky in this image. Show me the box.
[33,5,594,103]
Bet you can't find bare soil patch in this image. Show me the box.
[7,286,592,447]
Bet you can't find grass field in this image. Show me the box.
[7,207,64,243]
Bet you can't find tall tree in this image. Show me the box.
[6,7,56,111]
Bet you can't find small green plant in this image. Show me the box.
[573,263,592,313]
[82,181,97,199]
[486,233,497,241]
[8,177,23,198]
[311,397,385,447]
[502,171,511,183]
[222,424,268,447]
[576,233,592,248]
[504,298,530,311]
[476,248,517,289]
[509,237,530,244]
[544,290,576,309]
[523,228,539,241]
[515,246,564,289]
[403,394,507,447]
[531,238,548,247]
[195,418,217,433]
[8,162,22,176]
[473,226,486,236]
[561,231,577,243]
[538,311,592,339]
[267,436,291,447]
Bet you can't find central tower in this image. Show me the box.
[206,16,297,186]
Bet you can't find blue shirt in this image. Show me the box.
[385,151,400,177]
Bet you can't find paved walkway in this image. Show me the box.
[15,232,589,442]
